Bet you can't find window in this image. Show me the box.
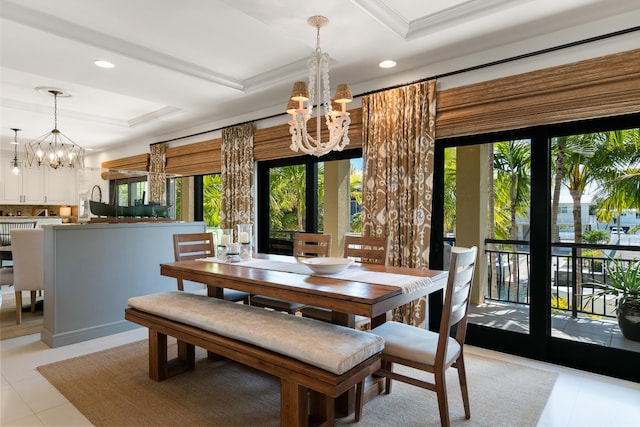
[256,149,362,254]
[112,177,147,207]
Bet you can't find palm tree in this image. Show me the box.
[551,136,567,243]
[269,165,307,231]
[562,134,598,246]
[493,140,531,242]
[493,140,531,296]
[591,129,640,236]
[486,144,498,297]
[558,130,637,298]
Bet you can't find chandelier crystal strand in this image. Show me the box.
[286,15,352,157]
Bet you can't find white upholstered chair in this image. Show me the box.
[369,246,478,427]
[11,228,45,324]
[173,232,250,303]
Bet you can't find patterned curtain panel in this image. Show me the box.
[361,80,436,326]
[221,123,255,229]
[149,144,166,204]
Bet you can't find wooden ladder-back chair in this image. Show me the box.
[343,235,388,265]
[292,232,332,258]
[172,232,250,304]
[369,246,478,427]
[11,228,45,324]
[300,234,388,329]
[251,232,332,314]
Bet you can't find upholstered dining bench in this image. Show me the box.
[125,291,384,427]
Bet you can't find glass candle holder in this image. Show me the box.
[217,228,233,261]
[237,223,252,260]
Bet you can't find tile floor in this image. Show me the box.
[1,327,639,426]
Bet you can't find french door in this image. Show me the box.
[434,113,640,382]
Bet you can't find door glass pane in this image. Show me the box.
[550,127,640,353]
[132,181,145,204]
[317,162,324,232]
[268,164,306,252]
[117,183,128,206]
[461,139,532,334]
[350,158,363,233]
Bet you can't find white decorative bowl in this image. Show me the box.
[301,257,354,275]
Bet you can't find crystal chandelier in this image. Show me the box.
[286,15,352,157]
[9,128,21,175]
[25,89,85,169]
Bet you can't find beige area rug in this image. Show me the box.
[37,339,557,427]
[0,288,43,340]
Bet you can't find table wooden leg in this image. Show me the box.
[206,286,224,298]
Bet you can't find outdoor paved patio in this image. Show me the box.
[468,301,640,353]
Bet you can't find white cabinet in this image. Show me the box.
[44,167,77,205]
[1,165,44,204]
[1,163,22,202]
[1,162,77,205]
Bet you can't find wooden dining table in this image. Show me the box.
[159,253,448,418]
[159,253,448,330]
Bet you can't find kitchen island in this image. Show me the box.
[41,221,205,347]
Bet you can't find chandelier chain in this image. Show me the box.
[53,91,58,129]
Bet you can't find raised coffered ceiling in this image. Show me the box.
[1,0,638,154]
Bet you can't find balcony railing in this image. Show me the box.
[484,239,640,318]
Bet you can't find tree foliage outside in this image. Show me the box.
[553,128,640,247]
[269,164,307,232]
[203,174,222,227]
[443,147,457,234]
[583,230,611,245]
[480,128,640,246]
[493,139,531,241]
[350,165,363,232]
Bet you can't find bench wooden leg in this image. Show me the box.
[308,392,336,427]
[355,380,364,422]
[281,379,308,427]
[177,339,195,369]
[322,395,335,427]
[148,329,195,381]
[148,328,166,381]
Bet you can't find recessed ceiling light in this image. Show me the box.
[379,60,397,69]
[94,60,114,69]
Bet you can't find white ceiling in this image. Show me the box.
[1,0,639,154]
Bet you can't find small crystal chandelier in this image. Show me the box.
[9,128,21,175]
[286,15,352,157]
[25,89,85,169]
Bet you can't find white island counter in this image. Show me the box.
[41,221,204,347]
